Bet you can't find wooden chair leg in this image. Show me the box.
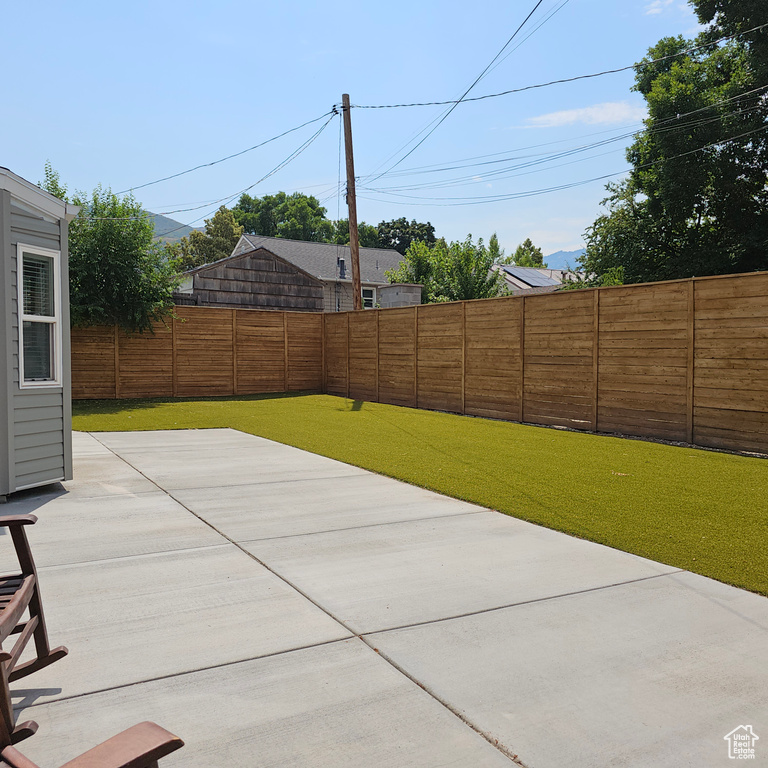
[8,646,68,684]
[9,721,37,745]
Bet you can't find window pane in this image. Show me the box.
[23,255,54,317]
[362,288,374,309]
[23,321,52,380]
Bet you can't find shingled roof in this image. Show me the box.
[227,234,404,284]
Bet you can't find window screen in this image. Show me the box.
[18,247,60,386]
[23,255,54,317]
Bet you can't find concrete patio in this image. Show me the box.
[2,428,766,767]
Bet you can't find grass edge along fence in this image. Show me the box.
[325,271,768,456]
[71,271,768,455]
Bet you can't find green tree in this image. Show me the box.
[385,240,437,303]
[169,206,243,271]
[433,236,506,302]
[377,218,436,255]
[582,2,768,282]
[232,192,333,242]
[489,233,504,263]
[506,237,547,268]
[328,219,380,247]
[388,235,505,303]
[41,174,179,333]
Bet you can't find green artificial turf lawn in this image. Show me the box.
[73,393,768,596]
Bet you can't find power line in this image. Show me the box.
[116,110,335,195]
[364,0,549,184]
[359,84,768,192]
[353,22,768,111]
[370,98,768,192]
[358,123,768,206]
[86,114,336,228]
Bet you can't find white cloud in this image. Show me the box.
[645,0,675,15]
[526,101,647,129]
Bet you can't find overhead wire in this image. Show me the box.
[367,93,768,192]
[364,0,551,185]
[87,113,336,228]
[357,123,768,206]
[116,110,335,195]
[353,22,768,111]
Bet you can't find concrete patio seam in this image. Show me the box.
[235,508,486,544]
[14,636,353,713]
[358,634,531,768]
[34,542,232,572]
[88,432,527,765]
[360,569,687,636]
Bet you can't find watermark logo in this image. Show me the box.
[724,725,759,760]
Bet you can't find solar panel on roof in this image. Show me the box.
[502,266,561,287]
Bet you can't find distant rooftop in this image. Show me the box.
[501,266,562,288]
[236,234,404,284]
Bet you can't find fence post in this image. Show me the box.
[375,310,380,403]
[283,313,289,392]
[346,313,350,399]
[321,313,327,394]
[687,279,695,443]
[114,325,120,400]
[519,296,525,423]
[461,301,466,415]
[232,309,238,396]
[414,305,419,408]
[171,316,178,397]
[592,288,600,432]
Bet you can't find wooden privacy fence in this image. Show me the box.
[324,272,768,454]
[71,306,323,399]
[71,273,768,454]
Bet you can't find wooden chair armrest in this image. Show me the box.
[58,722,183,768]
[0,516,37,528]
[0,745,40,768]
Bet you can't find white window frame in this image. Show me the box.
[362,286,376,309]
[17,243,63,389]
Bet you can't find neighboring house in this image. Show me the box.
[0,167,79,498]
[496,265,582,296]
[175,235,411,312]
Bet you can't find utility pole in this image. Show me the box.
[342,93,363,310]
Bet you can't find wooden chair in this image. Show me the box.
[0,515,68,743]
[0,721,183,768]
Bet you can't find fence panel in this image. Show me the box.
[598,282,689,440]
[287,313,323,391]
[174,307,234,397]
[118,322,173,399]
[378,307,417,407]
[236,310,285,394]
[348,312,378,402]
[464,297,522,421]
[324,313,348,396]
[693,273,768,452]
[71,327,116,399]
[417,303,464,414]
[523,290,595,429]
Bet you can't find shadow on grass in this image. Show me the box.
[72,390,318,416]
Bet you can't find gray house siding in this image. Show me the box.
[4,199,69,492]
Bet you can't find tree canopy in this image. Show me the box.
[41,165,178,333]
[581,1,768,282]
[232,192,334,242]
[504,238,547,268]
[168,206,243,272]
[377,218,436,255]
[387,235,505,303]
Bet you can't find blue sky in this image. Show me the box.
[2,0,701,258]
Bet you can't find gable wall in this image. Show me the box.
[190,250,324,311]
